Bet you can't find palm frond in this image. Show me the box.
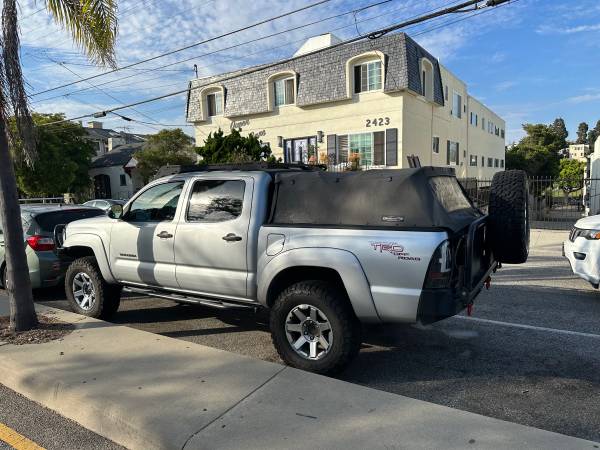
[2,0,36,164]
[45,0,118,67]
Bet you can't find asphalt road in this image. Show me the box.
[0,383,122,450]
[35,229,600,442]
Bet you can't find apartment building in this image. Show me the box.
[568,144,589,162]
[186,33,506,178]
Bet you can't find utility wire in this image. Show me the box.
[30,0,335,97]
[31,0,423,103]
[41,0,514,127]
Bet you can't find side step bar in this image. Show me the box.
[123,286,257,311]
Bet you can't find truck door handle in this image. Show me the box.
[156,231,173,239]
[222,233,242,242]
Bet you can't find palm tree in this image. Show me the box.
[1,0,117,331]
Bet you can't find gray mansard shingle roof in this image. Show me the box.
[186,33,443,122]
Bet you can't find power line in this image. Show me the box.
[29,0,335,97]
[30,0,413,103]
[40,0,515,127]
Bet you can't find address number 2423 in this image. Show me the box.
[366,117,390,127]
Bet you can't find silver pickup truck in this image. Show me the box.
[57,164,529,373]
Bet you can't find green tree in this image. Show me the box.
[551,117,568,148]
[135,128,197,182]
[587,120,600,148]
[10,114,94,197]
[576,122,589,144]
[505,122,564,177]
[558,158,585,198]
[0,0,117,332]
[196,128,276,164]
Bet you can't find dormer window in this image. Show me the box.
[206,92,223,117]
[420,58,434,101]
[354,60,382,93]
[274,77,295,107]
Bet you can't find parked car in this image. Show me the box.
[564,215,600,288]
[82,199,126,213]
[0,205,104,289]
[57,164,529,374]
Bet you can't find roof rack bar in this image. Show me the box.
[154,162,327,179]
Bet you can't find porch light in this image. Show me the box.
[317,131,324,143]
[278,136,283,147]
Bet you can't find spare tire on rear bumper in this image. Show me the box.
[488,170,530,264]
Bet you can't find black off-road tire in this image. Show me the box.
[270,281,361,375]
[488,170,530,264]
[65,256,122,319]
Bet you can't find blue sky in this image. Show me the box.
[18,0,600,143]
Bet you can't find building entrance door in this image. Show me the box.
[284,136,317,164]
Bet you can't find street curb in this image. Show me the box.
[0,303,598,450]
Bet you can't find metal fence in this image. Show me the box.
[458,177,600,231]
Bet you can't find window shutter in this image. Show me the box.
[354,66,361,94]
[373,131,385,165]
[447,140,451,165]
[327,135,337,164]
[285,79,295,104]
[456,142,460,165]
[385,128,398,166]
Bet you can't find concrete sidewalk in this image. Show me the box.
[0,297,597,450]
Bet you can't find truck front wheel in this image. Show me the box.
[65,257,122,319]
[270,281,361,374]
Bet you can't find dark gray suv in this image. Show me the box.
[1,205,104,289]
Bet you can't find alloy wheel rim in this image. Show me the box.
[285,304,333,360]
[72,272,95,311]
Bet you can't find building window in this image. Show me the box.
[119,174,127,186]
[335,131,384,167]
[354,60,382,93]
[447,141,459,165]
[494,158,499,167]
[444,85,448,101]
[432,136,440,154]
[481,156,484,166]
[470,112,479,126]
[421,58,434,101]
[206,92,223,117]
[274,77,295,106]
[501,129,505,139]
[487,157,493,167]
[470,155,477,166]
[500,159,505,168]
[452,92,462,118]
[481,117,485,130]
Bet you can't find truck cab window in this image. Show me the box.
[187,180,245,222]
[126,182,184,222]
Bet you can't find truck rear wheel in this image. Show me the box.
[270,281,361,374]
[65,257,122,319]
[488,170,530,264]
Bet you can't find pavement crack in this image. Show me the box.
[181,366,287,450]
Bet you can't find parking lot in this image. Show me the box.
[32,229,600,442]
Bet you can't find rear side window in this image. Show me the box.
[187,180,245,222]
[34,209,104,232]
[429,176,473,213]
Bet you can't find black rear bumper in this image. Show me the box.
[417,215,496,325]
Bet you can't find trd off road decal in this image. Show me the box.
[370,242,421,262]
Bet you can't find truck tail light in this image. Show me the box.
[26,235,55,252]
[424,240,452,289]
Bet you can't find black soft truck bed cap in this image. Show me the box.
[270,167,482,232]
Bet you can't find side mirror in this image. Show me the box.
[108,204,124,219]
